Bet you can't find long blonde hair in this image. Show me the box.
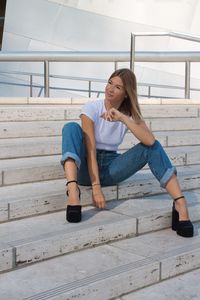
[108,68,143,123]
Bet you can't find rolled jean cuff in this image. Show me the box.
[160,166,177,188]
[60,152,81,169]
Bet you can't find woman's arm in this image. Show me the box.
[121,114,155,146]
[101,108,155,146]
[81,114,106,208]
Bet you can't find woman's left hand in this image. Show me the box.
[101,108,123,122]
[92,188,106,209]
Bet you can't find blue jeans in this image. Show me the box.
[61,122,177,188]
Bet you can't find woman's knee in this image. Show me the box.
[62,122,81,135]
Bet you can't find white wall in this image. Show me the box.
[1,0,200,97]
[51,0,198,32]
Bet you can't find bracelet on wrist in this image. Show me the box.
[92,183,101,186]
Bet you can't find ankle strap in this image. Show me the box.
[174,196,185,202]
[66,180,77,186]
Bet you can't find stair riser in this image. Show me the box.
[0,108,67,122]
[0,106,199,122]
[2,165,64,186]
[150,118,200,131]
[1,173,199,223]
[118,173,200,200]
[122,133,200,149]
[65,106,200,120]
[0,121,67,139]
[161,249,200,280]
[0,137,61,159]
[0,186,117,222]
[1,134,200,159]
[1,118,200,139]
[0,97,200,105]
[0,97,77,105]
[0,150,199,186]
[0,247,13,273]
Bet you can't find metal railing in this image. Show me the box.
[1,68,200,99]
[0,51,129,97]
[0,30,200,98]
[130,31,200,98]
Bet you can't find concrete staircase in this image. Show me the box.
[0,97,200,299]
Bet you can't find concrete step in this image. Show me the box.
[1,96,200,105]
[0,97,199,299]
[71,103,197,120]
[150,116,200,132]
[0,145,200,186]
[0,189,200,273]
[0,215,200,299]
[122,130,200,149]
[0,97,84,105]
[0,120,68,139]
[0,136,61,159]
[118,267,200,300]
[1,117,200,139]
[1,130,200,159]
[0,155,64,186]
[0,165,200,222]
[0,104,199,122]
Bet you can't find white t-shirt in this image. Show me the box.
[80,99,128,151]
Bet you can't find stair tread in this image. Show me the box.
[0,131,200,160]
[0,164,199,223]
[0,217,200,300]
[0,103,199,123]
[0,155,60,170]
[0,145,200,170]
[0,117,199,140]
[118,268,200,300]
[0,96,200,105]
[1,164,200,201]
[0,189,199,245]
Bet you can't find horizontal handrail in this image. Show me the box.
[0,50,200,62]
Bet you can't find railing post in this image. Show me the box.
[88,81,91,97]
[44,60,50,97]
[30,74,33,97]
[114,61,118,70]
[185,61,190,99]
[130,33,136,72]
[148,86,151,98]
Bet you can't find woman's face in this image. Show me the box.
[105,76,126,104]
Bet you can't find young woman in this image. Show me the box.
[61,68,193,238]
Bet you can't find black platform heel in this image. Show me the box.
[66,180,82,223]
[172,196,193,237]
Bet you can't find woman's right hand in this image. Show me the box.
[92,186,106,209]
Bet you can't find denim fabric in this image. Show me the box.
[61,122,177,188]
